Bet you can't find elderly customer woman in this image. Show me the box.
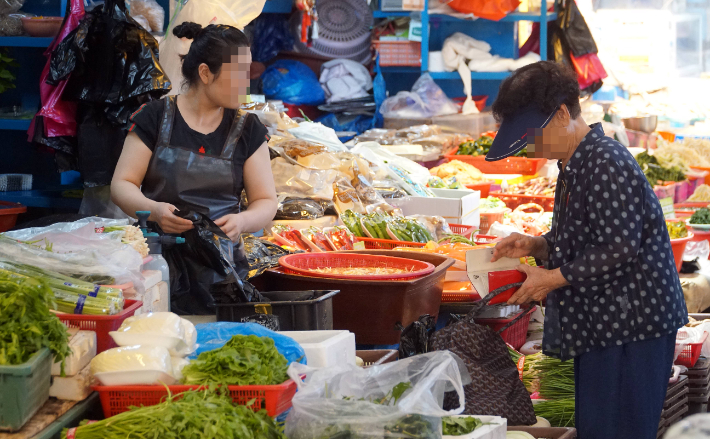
[489,61,687,439]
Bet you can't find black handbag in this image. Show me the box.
[430,283,537,426]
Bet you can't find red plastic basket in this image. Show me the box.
[356,223,475,249]
[93,380,297,418]
[465,182,493,198]
[373,40,421,67]
[675,332,708,368]
[441,289,480,303]
[489,192,555,211]
[55,299,143,353]
[449,223,477,238]
[0,201,27,232]
[480,211,506,234]
[444,149,547,175]
[474,306,536,350]
[278,253,435,280]
[356,237,427,250]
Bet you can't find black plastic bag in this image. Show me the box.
[275,197,325,220]
[242,233,291,280]
[47,0,170,105]
[556,0,597,58]
[398,314,437,359]
[163,211,265,315]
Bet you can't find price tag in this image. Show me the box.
[660,197,675,219]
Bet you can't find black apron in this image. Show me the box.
[142,96,249,314]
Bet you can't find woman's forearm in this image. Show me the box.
[238,198,278,233]
[111,180,159,220]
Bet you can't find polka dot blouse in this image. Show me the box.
[541,123,688,361]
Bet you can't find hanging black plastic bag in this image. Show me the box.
[556,0,597,58]
[242,233,291,280]
[398,314,437,359]
[47,0,170,107]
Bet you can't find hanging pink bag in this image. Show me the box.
[27,0,85,142]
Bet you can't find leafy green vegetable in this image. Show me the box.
[690,208,710,225]
[480,196,508,212]
[0,49,18,94]
[666,220,689,239]
[0,273,71,374]
[635,151,686,184]
[457,135,526,157]
[182,335,289,386]
[442,416,483,435]
[61,388,285,439]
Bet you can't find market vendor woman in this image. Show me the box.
[489,62,687,439]
[111,23,277,313]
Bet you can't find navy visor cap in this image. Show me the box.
[485,103,558,162]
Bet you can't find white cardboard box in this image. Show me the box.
[393,190,480,227]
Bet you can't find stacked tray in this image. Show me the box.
[687,357,710,416]
[659,375,689,438]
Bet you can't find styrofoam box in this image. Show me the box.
[442,415,507,439]
[392,191,480,227]
[279,330,355,368]
[51,331,96,376]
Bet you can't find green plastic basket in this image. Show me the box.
[0,348,51,432]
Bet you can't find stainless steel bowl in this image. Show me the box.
[622,116,658,133]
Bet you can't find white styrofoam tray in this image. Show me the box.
[279,330,355,368]
[442,415,507,439]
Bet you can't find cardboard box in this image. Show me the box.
[393,190,480,226]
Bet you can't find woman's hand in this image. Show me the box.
[152,202,194,234]
[214,214,244,242]
[491,233,548,262]
[507,265,568,305]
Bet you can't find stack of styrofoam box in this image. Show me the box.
[49,331,97,401]
[131,271,169,315]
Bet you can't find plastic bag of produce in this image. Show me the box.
[285,351,470,438]
[91,345,176,385]
[380,73,458,119]
[189,322,306,365]
[0,231,143,293]
[110,312,196,356]
[242,234,291,280]
[271,157,339,201]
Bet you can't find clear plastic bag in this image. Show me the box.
[159,0,265,94]
[380,74,458,119]
[128,0,163,32]
[0,0,24,15]
[271,157,339,201]
[285,351,470,438]
[0,220,143,292]
[0,12,31,36]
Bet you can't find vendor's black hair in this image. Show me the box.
[492,61,581,122]
[173,22,250,87]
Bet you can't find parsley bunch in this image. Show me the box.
[0,273,71,373]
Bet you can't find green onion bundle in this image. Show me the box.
[508,347,575,427]
[0,262,123,315]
